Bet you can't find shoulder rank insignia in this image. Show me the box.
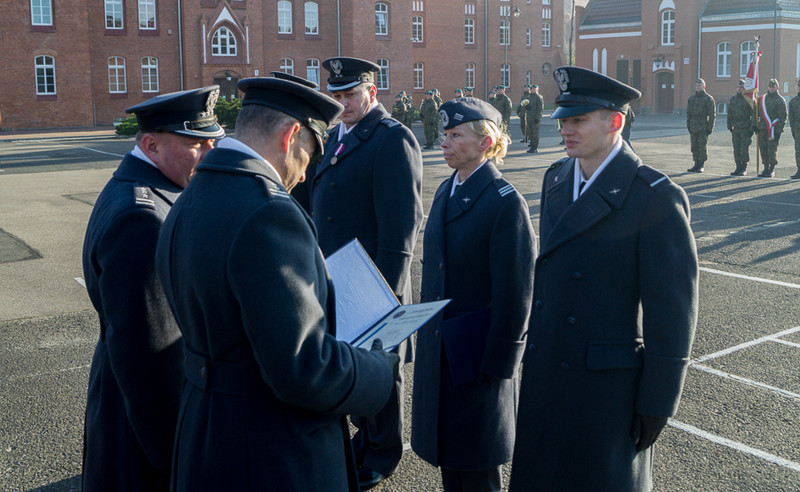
[497,183,515,197]
[381,118,401,128]
[133,186,155,207]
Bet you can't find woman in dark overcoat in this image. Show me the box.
[411,98,536,491]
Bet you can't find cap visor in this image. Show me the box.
[327,80,364,92]
[550,104,604,119]
[172,122,226,139]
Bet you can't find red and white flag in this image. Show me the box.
[743,51,761,108]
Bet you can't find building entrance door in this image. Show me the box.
[656,72,674,113]
[213,74,239,101]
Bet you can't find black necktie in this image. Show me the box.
[578,180,586,194]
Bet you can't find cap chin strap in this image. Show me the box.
[556,94,628,114]
[154,117,218,133]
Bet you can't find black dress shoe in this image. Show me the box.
[358,468,388,490]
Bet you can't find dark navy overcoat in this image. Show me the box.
[81,154,184,491]
[510,144,698,491]
[155,147,394,491]
[411,163,536,470]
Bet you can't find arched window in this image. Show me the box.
[465,18,475,45]
[601,48,607,75]
[278,1,292,34]
[376,58,389,89]
[212,27,237,56]
[740,41,756,77]
[542,22,550,47]
[34,55,56,94]
[412,15,423,42]
[592,48,599,72]
[141,56,159,93]
[661,10,675,46]
[108,56,126,93]
[306,58,320,87]
[375,3,388,35]
[280,58,294,75]
[304,2,318,35]
[466,62,475,89]
[414,62,424,89]
[717,42,731,77]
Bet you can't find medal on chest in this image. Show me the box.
[330,142,345,165]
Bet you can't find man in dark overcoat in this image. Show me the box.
[292,56,423,490]
[510,67,699,492]
[155,77,398,491]
[81,86,224,491]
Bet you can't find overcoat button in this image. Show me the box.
[541,258,549,265]
[327,217,333,222]
[330,182,336,188]
[436,296,442,301]
[438,262,444,270]
[571,271,582,279]
[434,329,440,337]
[200,366,207,379]
[534,300,543,309]
[529,344,536,351]
[566,317,576,325]
[561,362,570,370]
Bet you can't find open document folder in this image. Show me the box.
[326,239,449,350]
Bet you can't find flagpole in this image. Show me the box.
[754,37,761,175]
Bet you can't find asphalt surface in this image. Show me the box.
[2,114,800,491]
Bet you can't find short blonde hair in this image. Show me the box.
[464,119,511,166]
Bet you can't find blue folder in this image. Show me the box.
[439,308,491,387]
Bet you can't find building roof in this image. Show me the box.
[703,0,800,16]
[580,0,641,28]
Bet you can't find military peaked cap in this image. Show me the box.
[322,57,380,91]
[125,85,225,138]
[551,66,641,119]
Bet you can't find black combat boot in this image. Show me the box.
[791,168,800,179]
[687,161,704,173]
[759,164,775,178]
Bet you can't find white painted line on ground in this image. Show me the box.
[74,277,86,288]
[693,326,800,363]
[748,199,800,208]
[771,338,800,349]
[699,267,800,289]
[691,363,800,400]
[78,146,125,158]
[669,419,800,473]
[693,194,718,198]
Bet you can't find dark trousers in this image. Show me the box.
[794,131,800,169]
[441,466,502,492]
[732,130,753,164]
[690,131,709,163]
[758,128,781,168]
[351,368,404,475]
[526,122,540,149]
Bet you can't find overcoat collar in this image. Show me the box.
[195,148,285,191]
[427,163,500,254]
[314,103,391,178]
[113,153,183,204]
[540,144,640,257]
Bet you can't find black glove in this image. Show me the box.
[630,413,668,451]
[371,339,400,381]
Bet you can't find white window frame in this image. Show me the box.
[543,0,551,4]
[465,18,475,45]
[542,8,551,19]
[661,10,675,46]
[278,1,293,34]
[542,22,550,47]
[414,62,424,90]
[138,0,156,30]
[412,15,423,42]
[306,58,320,87]
[211,27,237,56]
[31,0,53,26]
[108,56,127,94]
[740,41,755,77]
[501,64,510,88]
[717,42,731,78]
[34,55,56,95]
[105,0,124,29]
[280,58,294,75]
[466,62,475,89]
[141,56,159,93]
[526,27,531,46]
[304,2,318,35]
[500,19,510,46]
[377,58,389,90]
[375,3,388,35]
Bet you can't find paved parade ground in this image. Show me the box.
[2,113,800,491]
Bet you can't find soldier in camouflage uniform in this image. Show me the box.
[686,78,716,173]
[420,90,439,149]
[464,87,474,98]
[790,80,800,179]
[488,90,497,107]
[392,93,409,128]
[399,91,415,128]
[727,80,757,176]
[495,85,513,135]
[525,84,544,153]
[433,89,443,107]
[517,84,532,143]
[453,89,464,99]
[757,79,788,178]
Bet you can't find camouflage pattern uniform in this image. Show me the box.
[757,87,787,177]
[525,89,544,153]
[727,87,756,176]
[495,90,513,135]
[790,84,800,178]
[420,93,439,149]
[392,95,408,127]
[517,87,532,143]
[686,86,716,171]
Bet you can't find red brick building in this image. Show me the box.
[575,0,800,114]
[1,0,584,130]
